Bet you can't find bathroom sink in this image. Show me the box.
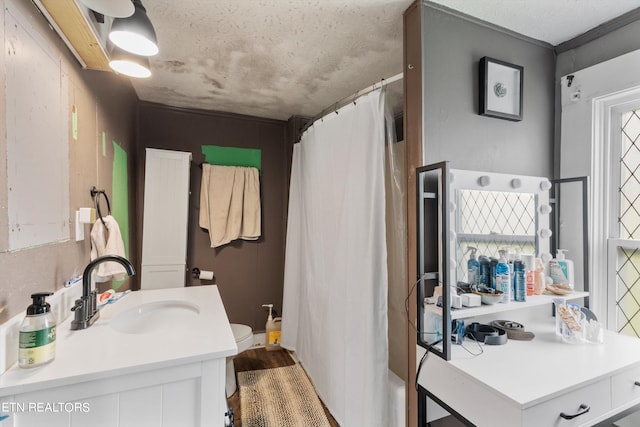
[110,300,201,334]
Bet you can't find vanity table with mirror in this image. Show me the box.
[415,162,640,426]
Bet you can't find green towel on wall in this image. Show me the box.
[201,145,261,171]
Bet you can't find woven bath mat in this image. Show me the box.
[238,364,330,427]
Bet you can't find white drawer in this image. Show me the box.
[523,378,610,427]
[612,364,640,408]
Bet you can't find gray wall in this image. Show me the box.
[421,5,556,178]
[555,20,640,177]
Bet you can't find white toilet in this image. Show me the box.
[226,323,254,397]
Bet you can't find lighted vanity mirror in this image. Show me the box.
[416,163,553,359]
[450,169,552,285]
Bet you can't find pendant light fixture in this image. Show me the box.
[109,45,151,78]
[78,0,135,18]
[109,0,158,57]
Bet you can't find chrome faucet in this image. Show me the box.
[71,255,135,330]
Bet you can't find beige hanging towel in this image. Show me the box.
[90,215,128,282]
[199,164,261,248]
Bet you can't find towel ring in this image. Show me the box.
[90,187,111,228]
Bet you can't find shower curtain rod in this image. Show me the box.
[300,72,404,137]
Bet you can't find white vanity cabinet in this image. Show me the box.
[0,286,236,427]
[0,359,224,427]
[417,321,640,427]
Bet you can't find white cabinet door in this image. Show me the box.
[141,148,192,289]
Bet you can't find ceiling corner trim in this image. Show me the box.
[34,0,111,71]
[555,6,640,54]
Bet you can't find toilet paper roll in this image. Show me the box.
[199,270,214,280]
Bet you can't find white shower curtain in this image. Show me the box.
[281,89,389,426]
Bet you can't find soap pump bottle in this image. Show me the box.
[495,250,511,303]
[261,304,282,352]
[19,292,56,368]
[466,247,480,286]
[549,249,575,289]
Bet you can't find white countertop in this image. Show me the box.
[0,285,238,396]
[419,320,640,408]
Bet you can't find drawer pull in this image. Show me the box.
[634,381,640,387]
[560,404,590,420]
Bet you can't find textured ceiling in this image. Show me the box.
[130,0,640,121]
[430,0,640,46]
[135,0,412,120]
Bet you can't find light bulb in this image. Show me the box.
[538,204,552,215]
[478,175,491,187]
[539,180,552,191]
[538,228,552,239]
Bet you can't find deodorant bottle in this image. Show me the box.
[19,293,56,368]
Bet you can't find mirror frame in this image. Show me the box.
[416,162,450,360]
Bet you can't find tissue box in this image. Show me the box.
[461,293,481,307]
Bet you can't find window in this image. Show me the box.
[611,107,640,337]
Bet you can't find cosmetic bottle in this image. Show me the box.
[513,259,526,302]
[466,247,479,286]
[522,254,536,297]
[495,250,511,303]
[549,249,575,289]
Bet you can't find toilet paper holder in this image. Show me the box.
[191,268,215,280]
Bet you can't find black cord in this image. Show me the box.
[415,338,443,391]
[405,273,442,334]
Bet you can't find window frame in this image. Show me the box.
[595,91,640,329]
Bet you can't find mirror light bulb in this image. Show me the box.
[538,204,552,215]
[538,228,552,239]
[478,175,491,187]
[539,180,552,191]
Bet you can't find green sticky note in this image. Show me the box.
[201,145,261,170]
[101,132,106,157]
[71,106,78,140]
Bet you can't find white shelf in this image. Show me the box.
[424,291,589,320]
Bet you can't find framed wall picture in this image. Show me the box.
[479,56,523,121]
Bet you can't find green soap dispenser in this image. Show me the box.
[19,292,56,368]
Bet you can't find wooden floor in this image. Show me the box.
[228,347,340,427]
